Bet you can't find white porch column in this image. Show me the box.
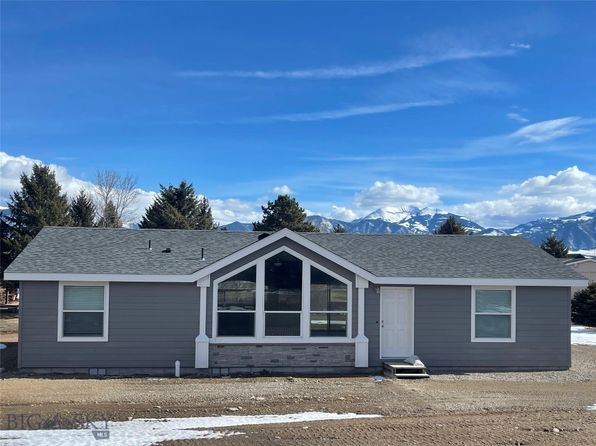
[354,275,369,368]
[195,275,210,369]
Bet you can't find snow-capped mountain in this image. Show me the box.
[222,207,596,250]
[311,206,485,235]
[506,210,595,250]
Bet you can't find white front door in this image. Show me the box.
[380,287,414,358]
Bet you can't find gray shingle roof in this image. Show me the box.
[5,226,585,280]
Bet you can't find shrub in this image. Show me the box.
[572,283,596,326]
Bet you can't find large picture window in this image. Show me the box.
[310,267,348,337]
[217,266,256,336]
[59,283,108,341]
[264,252,302,336]
[213,248,352,341]
[472,287,515,342]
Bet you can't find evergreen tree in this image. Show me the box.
[97,201,122,228]
[3,164,72,271]
[572,284,596,326]
[540,233,569,258]
[139,181,215,229]
[253,195,318,232]
[70,190,96,227]
[435,215,468,235]
[332,223,346,233]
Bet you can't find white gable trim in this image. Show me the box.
[191,228,376,282]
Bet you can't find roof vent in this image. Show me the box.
[148,240,152,251]
[162,248,171,253]
[258,233,270,241]
[201,247,205,261]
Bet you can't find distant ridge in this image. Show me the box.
[222,207,596,250]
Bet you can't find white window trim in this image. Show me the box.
[471,286,516,343]
[212,245,353,344]
[57,281,109,342]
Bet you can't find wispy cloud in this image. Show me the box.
[176,48,515,80]
[417,116,596,161]
[511,116,589,143]
[506,112,529,123]
[246,100,450,123]
[509,42,531,49]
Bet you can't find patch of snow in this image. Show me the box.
[569,249,596,258]
[0,412,381,446]
[586,404,596,411]
[571,325,596,346]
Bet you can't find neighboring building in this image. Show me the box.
[4,227,587,375]
[563,257,596,295]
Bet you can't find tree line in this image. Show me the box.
[0,163,318,285]
[0,163,577,283]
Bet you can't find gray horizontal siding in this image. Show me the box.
[20,281,200,368]
[365,284,571,370]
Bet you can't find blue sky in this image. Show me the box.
[1,2,595,227]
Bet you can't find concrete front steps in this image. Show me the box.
[383,360,429,379]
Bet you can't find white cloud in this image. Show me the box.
[0,152,91,200]
[329,205,361,221]
[0,151,152,224]
[451,166,596,227]
[509,42,531,49]
[209,198,263,225]
[506,112,529,123]
[0,151,268,226]
[355,181,441,208]
[511,116,586,143]
[176,48,513,80]
[272,185,292,195]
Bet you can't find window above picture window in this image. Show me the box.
[58,282,109,342]
[471,287,516,343]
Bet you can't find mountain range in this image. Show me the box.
[223,207,596,251]
[2,204,594,251]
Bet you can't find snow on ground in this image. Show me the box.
[587,404,596,411]
[571,325,596,346]
[0,412,381,446]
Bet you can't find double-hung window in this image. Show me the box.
[59,283,109,341]
[310,267,348,337]
[472,287,515,342]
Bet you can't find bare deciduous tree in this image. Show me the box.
[95,170,139,225]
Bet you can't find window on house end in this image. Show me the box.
[61,286,106,339]
[473,288,514,341]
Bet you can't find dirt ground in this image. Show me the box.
[0,345,594,444]
[1,312,595,445]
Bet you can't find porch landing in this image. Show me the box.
[383,359,429,379]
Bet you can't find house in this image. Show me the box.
[563,257,596,295]
[4,227,587,376]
